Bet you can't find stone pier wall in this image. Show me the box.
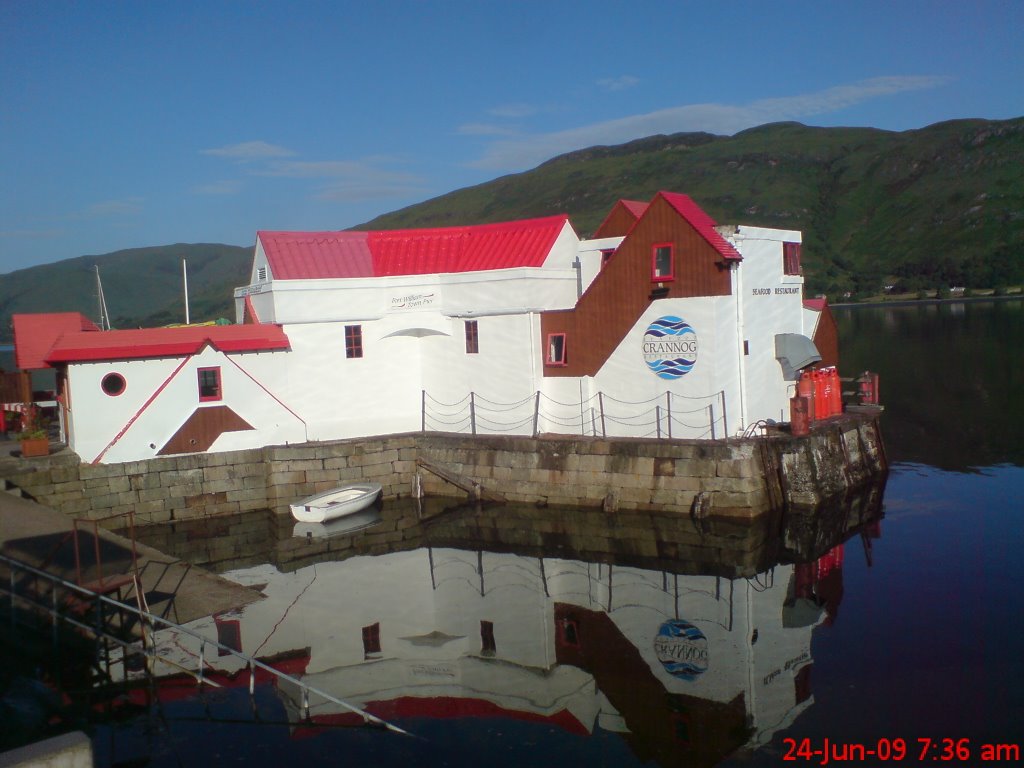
[0,414,887,526]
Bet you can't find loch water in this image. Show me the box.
[15,300,1024,766]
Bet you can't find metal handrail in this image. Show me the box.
[0,552,411,736]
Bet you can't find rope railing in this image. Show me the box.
[421,389,730,440]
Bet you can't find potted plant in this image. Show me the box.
[18,406,50,458]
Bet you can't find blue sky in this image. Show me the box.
[1,0,1021,274]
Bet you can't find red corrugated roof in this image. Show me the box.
[620,200,648,218]
[658,192,742,262]
[45,324,290,363]
[259,215,570,280]
[803,298,827,311]
[12,313,99,370]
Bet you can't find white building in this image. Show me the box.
[12,192,836,464]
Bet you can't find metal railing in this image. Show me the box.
[1,552,410,736]
[422,389,729,440]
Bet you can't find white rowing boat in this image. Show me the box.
[289,482,383,523]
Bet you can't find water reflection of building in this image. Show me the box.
[149,487,883,767]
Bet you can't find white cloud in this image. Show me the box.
[471,76,953,170]
[456,122,520,136]
[252,158,427,201]
[78,198,144,218]
[192,180,242,195]
[597,75,640,92]
[487,103,538,119]
[201,141,296,161]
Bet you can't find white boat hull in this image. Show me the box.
[289,482,383,523]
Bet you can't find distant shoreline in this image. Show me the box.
[833,294,1022,310]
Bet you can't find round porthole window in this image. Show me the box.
[101,372,126,396]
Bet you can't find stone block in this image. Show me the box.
[79,463,127,480]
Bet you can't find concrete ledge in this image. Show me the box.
[0,731,92,768]
[1,416,887,523]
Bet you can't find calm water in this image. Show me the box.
[11,300,1024,765]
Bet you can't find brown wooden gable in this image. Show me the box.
[159,405,254,455]
[541,195,734,377]
[593,200,644,239]
[811,302,839,369]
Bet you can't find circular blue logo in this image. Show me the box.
[642,316,698,379]
[654,619,709,680]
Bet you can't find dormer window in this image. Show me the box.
[652,243,675,282]
[783,242,802,276]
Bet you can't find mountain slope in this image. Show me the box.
[2,117,1021,343]
[1,244,252,338]
[363,118,1024,296]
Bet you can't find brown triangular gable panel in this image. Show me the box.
[159,405,254,455]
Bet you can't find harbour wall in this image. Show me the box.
[0,414,887,526]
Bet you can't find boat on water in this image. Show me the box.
[290,482,383,523]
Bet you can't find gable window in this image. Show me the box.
[783,242,802,276]
[465,320,479,354]
[557,617,580,648]
[546,333,567,366]
[256,265,267,282]
[362,622,381,659]
[652,243,675,281]
[198,367,222,401]
[345,325,363,358]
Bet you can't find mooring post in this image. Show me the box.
[666,392,673,439]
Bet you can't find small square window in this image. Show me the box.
[652,243,675,282]
[345,325,363,358]
[546,333,567,366]
[465,320,479,354]
[198,367,221,401]
[600,249,615,269]
[480,620,496,655]
[362,622,381,658]
[783,242,802,276]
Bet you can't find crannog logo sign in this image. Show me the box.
[654,619,709,680]
[642,316,698,379]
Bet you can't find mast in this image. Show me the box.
[182,257,190,325]
[95,265,111,331]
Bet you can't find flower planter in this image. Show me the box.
[19,437,50,457]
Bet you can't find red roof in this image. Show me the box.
[47,324,290,363]
[259,215,570,280]
[13,312,289,367]
[12,313,99,370]
[803,298,828,311]
[658,191,742,262]
[620,200,648,218]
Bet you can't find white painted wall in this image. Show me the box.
[66,346,303,464]
[728,226,806,426]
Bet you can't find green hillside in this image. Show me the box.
[363,118,1024,297]
[2,117,1021,343]
[1,244,252,341]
